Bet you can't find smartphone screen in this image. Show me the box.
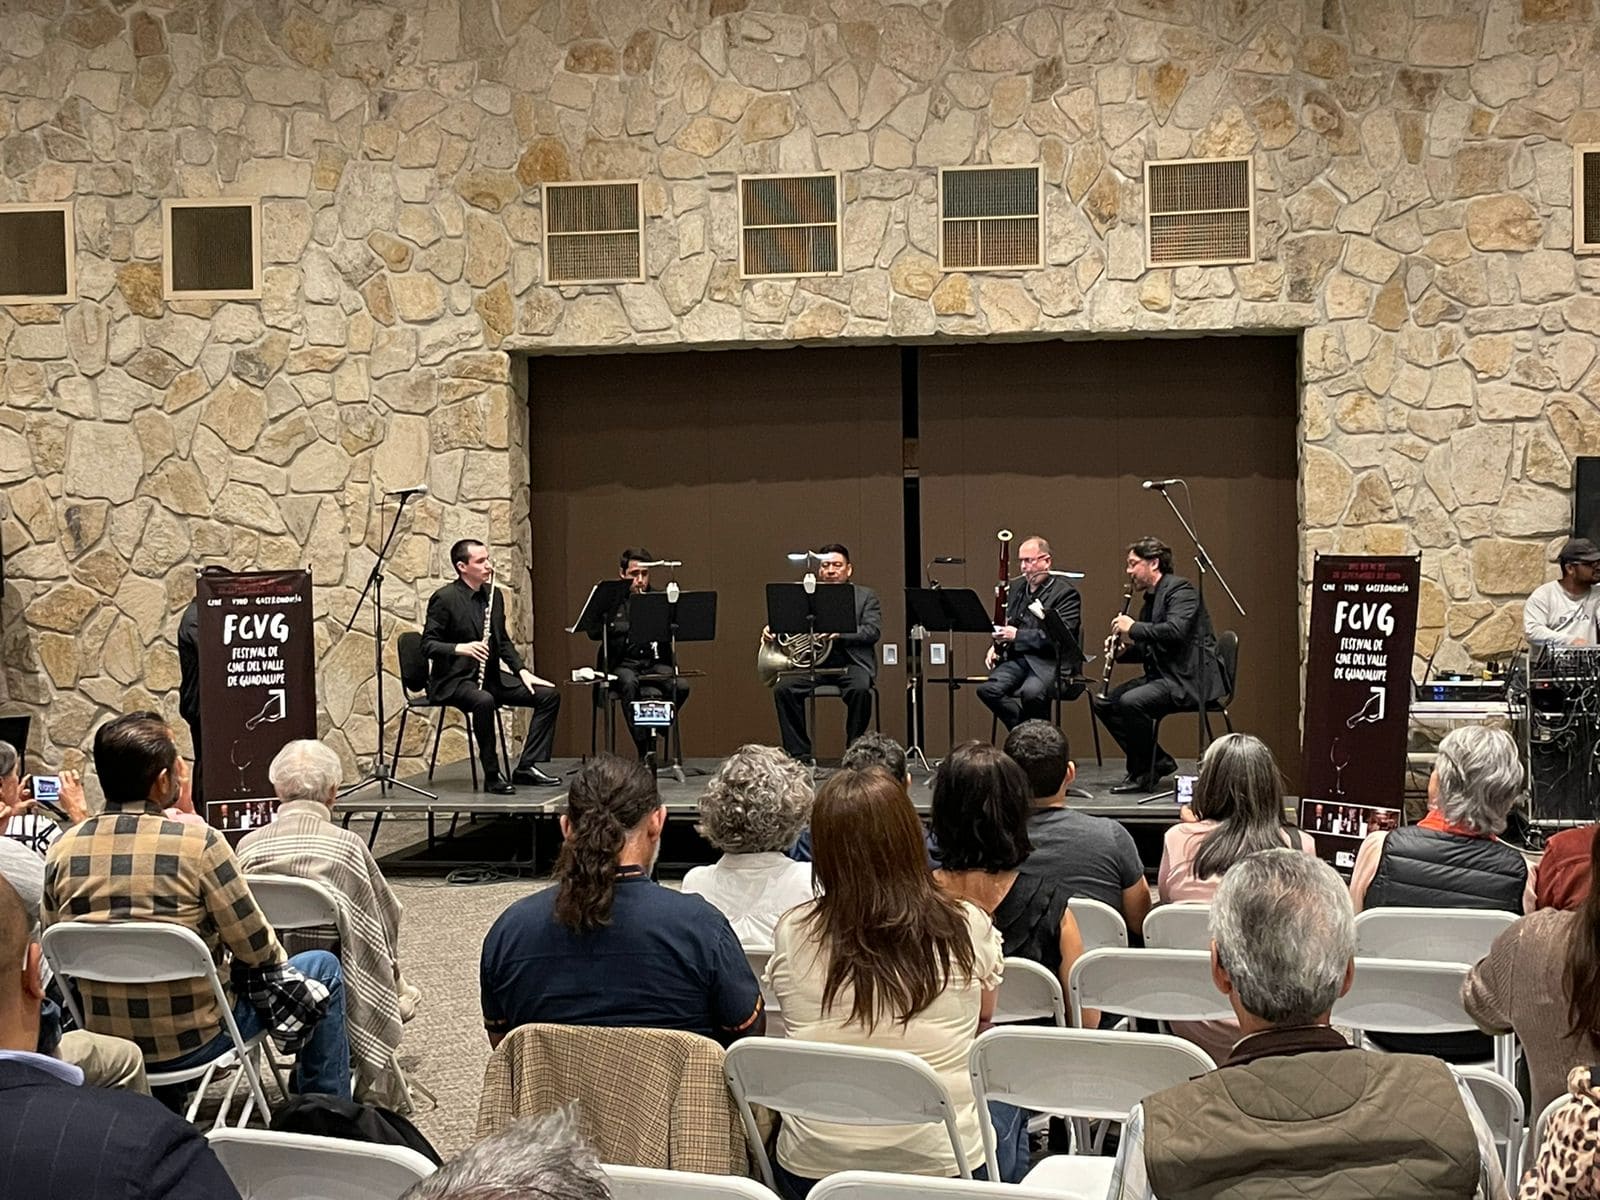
[30,775,61,802]
[1175,774,1197,805]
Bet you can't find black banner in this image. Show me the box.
[1301,555,1421,812]
[196,570,317,829]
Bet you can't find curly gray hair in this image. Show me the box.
[1433,725,1524,836]
[696,744,813,854]
[400,1107,608,1200]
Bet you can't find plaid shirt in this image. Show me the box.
[42,800,290,1061]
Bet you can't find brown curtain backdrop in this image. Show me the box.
[528,346,906,758]
[916,336,1301,786]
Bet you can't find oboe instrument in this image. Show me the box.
[1101,584,1134,697]
[476,576,496,688]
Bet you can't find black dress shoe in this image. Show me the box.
[485,778,516,796]
[1152,755,1178,780]
[512,766,561,787]
[1109,777,1156,795]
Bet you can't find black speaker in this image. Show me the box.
[1577,455,1600,542]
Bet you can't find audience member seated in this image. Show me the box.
[480,754,763,1048]
[401,1108,609,1200]
[1464,816,1600,1124]
[1529,821,1596,912]
[0,876,241,1200]
[1350,725,1527,1063]
[786,731,913,864]
[1517,1065,1600,1200]
[1108,850,1508,1200]
[42,713,351,1103]
[1002,720,1150,935]
[236,739,416,1108]
[1154,732,1313,1064]
[681,745,815,946]
[930,740,1089,1182]
[767,767,1002,1197]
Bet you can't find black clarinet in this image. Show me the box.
[1100,585,1134,697]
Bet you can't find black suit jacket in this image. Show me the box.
[177,600,201,732]
[820,583,881,679]
[1126,573,1224,705]
[1002,574,1084,684]
[0,1058,241,1199]
[588,588,676,672]
[420,579,528,702]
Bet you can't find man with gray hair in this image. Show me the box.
[400,1108,608,1200]
[236,739,418,1108]
[1108,849,1507,1199]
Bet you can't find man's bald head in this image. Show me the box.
[0,876,28,999]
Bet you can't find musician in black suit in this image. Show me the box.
[597,548,691,760]
[768,544,880,762]
[1096,535,1225,794]
[977,535,1085,731]
[0,877,241,1200]
[421,539,561,793]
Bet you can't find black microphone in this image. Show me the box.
[385,484,429,497]
[1141,478,1181,490]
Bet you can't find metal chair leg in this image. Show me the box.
[427,717,444,782]
[390,707,410,779]
[1087,695,1104,766]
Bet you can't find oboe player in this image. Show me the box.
[421,539,561,793]
[976,535,1084,730]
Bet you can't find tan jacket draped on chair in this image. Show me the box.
[476,1023,749,1176]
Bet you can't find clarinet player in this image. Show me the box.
[422,539,561,793]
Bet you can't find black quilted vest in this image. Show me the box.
[1364,825,1526,912]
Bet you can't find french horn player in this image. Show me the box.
[760,544,880,763]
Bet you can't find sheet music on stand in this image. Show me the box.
[627,589,717,782]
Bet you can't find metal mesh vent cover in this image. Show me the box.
[1578,146,1600,253]
[941,166,1042,270]
[544,181,643,284]
[1144,157,1255,268]
[740,174,840,277]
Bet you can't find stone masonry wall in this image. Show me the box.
[1,0,1596,786]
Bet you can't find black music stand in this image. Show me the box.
[1035,602,1097,800]
[906,587,995,756]
[567,579,633,754]
[628,590,717,783]
[768,583,856,768]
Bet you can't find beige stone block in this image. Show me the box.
[1493,482,1574,537]
[1471,539,1549,595]
[1465,194,1542,251]
[390,275,445,322]
[1463,604,1525,660]
[25,581,101,634]
[1303,447,1353,526]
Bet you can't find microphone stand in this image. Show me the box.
[339,491,437,801]
[1151,481,1247,763]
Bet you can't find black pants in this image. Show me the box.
[1093,676,1188,780]
[775,665,873,759]
[447,673,559,779]
[976,658,1054,730]
[612,666,690,756]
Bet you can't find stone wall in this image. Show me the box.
[1,0,1595,784]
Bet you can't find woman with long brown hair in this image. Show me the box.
[1465,815,1600,1125]
[767,767,1003,1197]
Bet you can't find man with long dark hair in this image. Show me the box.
[479,755,763,1048]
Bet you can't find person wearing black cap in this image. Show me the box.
[1524,537,1600,648]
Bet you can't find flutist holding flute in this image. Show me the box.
[421,538,562,794]
[977,533,1084,731]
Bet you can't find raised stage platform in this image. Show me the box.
[341,754,1196,877]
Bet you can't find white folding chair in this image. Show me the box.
[1333,957,1511,1073]
[744,943,784,1037]
[42,922,273,1127]
[993,957,1066,1026]
[207,1128,435,1199]
[1067,947,1234,1031]
[970,1025,1214,1170]
[1530,1092,1575,1173]
[723,1038,971,1190]
[603,1164,779,1199]
[1066,897,1128,952]
[1142,902,1213,950]
[1455,1065,1525,1181]
[810,1170,1069,1199]
[1353,907,1518,964]
[246,874,435,1109]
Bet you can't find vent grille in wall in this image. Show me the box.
[163,199,261,300]
[1144,157,1255,268]
[0,204,75,304]
[940,165,1042,270]
[544,181,644,284]
[740,173,840,278]
[1577,145,1600,254]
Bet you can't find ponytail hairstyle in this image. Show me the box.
[553,754,661,933]
[1563,827,1600,1042]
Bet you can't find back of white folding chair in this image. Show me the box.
[1066,897,1128,952]
[811,1170,1067,1199]
[603,1164,778,1199]
[992,957,1066,1026]
[968,1026,1214,1176]
[1455,1065,1525,1181]
[723,1038,970,1190]
[208,1128,435,1199]
[1142,902,1213,950]
[1353,907,1517,964]
[41,922,273,1126]
[1067,947,1234,1029]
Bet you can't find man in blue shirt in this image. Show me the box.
[481,756,764,1048]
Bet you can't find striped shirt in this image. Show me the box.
[43,801,286,1061]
